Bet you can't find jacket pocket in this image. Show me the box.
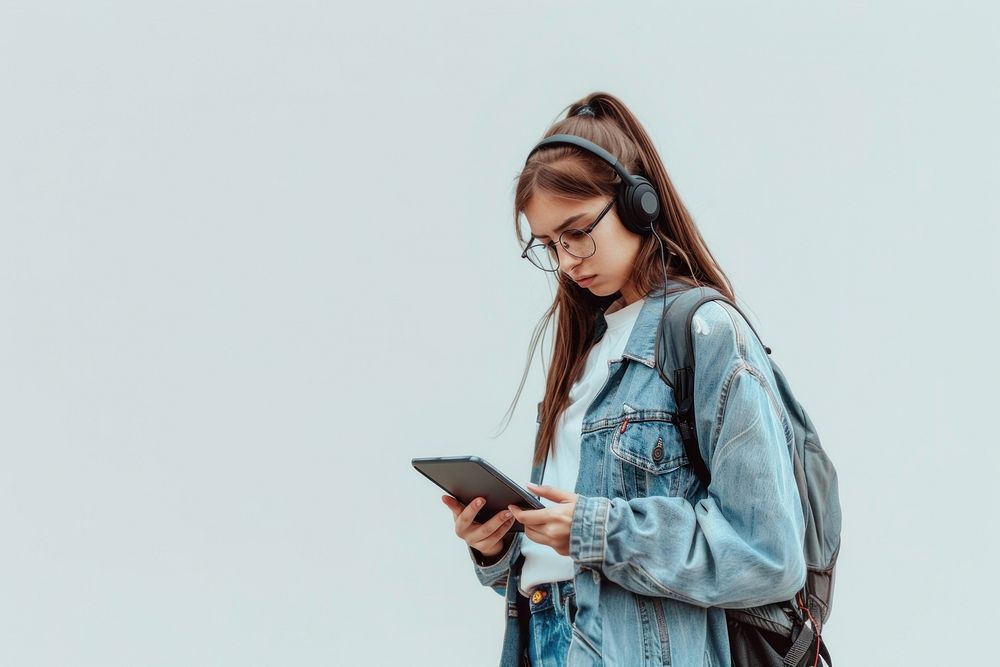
[609,412,690,499]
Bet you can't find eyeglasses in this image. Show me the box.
[520,198,616,272]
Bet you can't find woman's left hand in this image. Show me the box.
[508,483,578,557]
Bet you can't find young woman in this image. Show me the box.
[441,92,806,666]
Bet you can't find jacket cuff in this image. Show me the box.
[570,494,609,569]
[468,532,521,586]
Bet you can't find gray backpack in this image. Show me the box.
[654,286,841,667]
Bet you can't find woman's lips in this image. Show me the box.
[576,275,596,287]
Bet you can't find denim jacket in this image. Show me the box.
[468,280,807,666]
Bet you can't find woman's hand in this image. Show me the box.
[508,483,578,557]
[442,495,517,558]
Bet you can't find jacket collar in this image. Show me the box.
[614,278,692,368]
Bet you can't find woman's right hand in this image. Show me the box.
[441,495,517,558]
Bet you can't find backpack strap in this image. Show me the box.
[654,286,772,488]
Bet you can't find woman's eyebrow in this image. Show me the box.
[532,211,591,241]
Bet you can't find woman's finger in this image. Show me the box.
[453,497,486,537]
[441,495,463,520]
[472,513,517,552]
[523,525,547,546]
[469,508,515,544]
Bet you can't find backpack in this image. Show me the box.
[654,286,842,667]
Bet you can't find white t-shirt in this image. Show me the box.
[518,296,646,597]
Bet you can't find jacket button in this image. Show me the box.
[652,440,664,462]
[531,589,547,604]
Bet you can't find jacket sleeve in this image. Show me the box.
[568,301,806,608]
[468,531,523,597]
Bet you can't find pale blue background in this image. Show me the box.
[1,1,996,665]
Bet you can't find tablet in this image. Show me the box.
[412,455,544,532]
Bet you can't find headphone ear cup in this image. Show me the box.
[618,177,660,234]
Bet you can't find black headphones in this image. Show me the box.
[523,133,661,236]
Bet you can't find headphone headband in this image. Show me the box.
[523,133,660,235]
[525,134,641,188]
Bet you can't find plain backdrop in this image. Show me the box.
[1,1,997,665]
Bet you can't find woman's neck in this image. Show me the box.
[619,282,642,306]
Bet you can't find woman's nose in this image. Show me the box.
[555,242,582,271]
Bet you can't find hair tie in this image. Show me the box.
[575,104,596,117]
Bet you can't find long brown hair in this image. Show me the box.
[499,92,736,467]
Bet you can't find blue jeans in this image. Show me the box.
[525,579,576,667]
